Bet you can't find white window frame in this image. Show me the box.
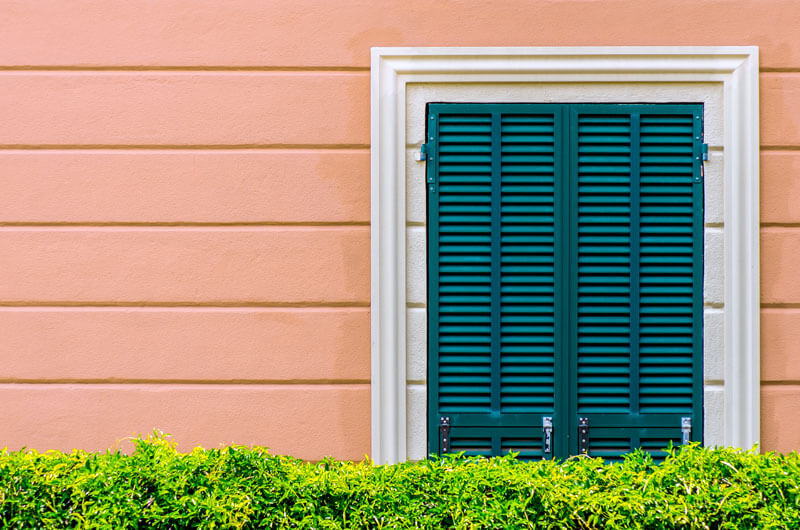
[370,47,759,464]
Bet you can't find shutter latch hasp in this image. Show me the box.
[439,416,451,454]
[578,417,589,455]
[681,417,692,445]
[542,416,553,458]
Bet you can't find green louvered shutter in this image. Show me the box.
[426,103,703,460]
[427,104,566,459]
[569,104,703,460]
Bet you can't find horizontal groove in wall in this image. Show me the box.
[0,144,371,151]
[0,222,370,228]
[761,380,800,386]
[0,379,370,385]
[761,303,800,309]
[761,146,800,151]
[761,307,800,313]
[0,71,368,78]
[0,305,368,312]
[0,301,370,308]
[0,147,370,154]
[4,66,787,74]
[0,383,370,390]
[760,226,800,232]
[0,225,368,232]
[0,65,783,73]
[0,66,371,72]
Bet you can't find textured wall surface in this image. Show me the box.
[0,0,799,457]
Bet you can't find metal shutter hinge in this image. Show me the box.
[578,417,589,455]
[420,143,437,192]
[695,144,708,184]
[681,417,692,445]
[542,416,553,458]
[439,416,451,454]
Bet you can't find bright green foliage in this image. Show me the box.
[1,434,798,529]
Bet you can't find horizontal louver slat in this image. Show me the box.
[500,113,557,414]
[576,113,632,414]
[638,113,698,415]
[588,430,683,462]
[435,113,493,414]
[448,427,547,460]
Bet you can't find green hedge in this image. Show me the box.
[1,434,798,529]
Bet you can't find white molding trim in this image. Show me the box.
[370,46,759,464]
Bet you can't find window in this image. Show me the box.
[370,47,759,464]
[426,103,704,459]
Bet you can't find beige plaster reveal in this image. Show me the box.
[405,82,725,460]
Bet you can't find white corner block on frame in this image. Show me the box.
[406,94,428,147]
[406,384,428,461]
[704,385,725,448]
[406,226,427,304]
[703,308,724,382]
[406,149,427,224]
[704,227,724,305]
[406,308,427,383]
[704,150,724,225]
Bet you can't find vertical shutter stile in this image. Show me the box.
[630,114,642,421]
[490,112,502,443]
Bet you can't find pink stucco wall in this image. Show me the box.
[1,0,799,458]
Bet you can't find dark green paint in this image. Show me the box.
[427,103,704,460]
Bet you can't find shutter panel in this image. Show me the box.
[430,111,494,417]
[572,112,634,415]
[499,112,560,415]
[638,112,702,416]
[427,103,703,460]
[428,104,563,458]
[570,105,704,459]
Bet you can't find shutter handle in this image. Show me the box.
[439,416,451,454]
[542,416,553,458]
[681,417,692,445]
